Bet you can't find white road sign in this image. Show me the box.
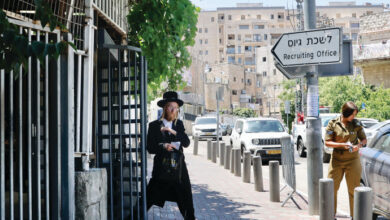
[271,28,342,66]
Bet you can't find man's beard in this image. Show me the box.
[165,112,176,121]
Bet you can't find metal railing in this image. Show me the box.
[92,0,128,36]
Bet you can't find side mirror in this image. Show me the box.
[237,128,242,134]
[191,122,195,126]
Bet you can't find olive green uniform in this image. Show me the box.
[325,117,366,217]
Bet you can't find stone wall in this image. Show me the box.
[358,60,390,89]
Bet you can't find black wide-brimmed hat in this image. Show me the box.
[157,91,184,107]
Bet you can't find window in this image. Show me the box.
[228,15,232,20]
[233,77,236,82]
[199,28,202,33]
[273,69,276,75]
[232,90,237,95]
[262,57,266,62]
[205,50,208,55]
[211,17,214,22]
[247,79,252,85]
[228,34,235,40]
[228,56,235,64]
[253,25,265,29]
[351,33,358,41]
[373,133,390,153]
[350,23,359,28]
[256,81,261,88]
[241,78,244,83]
[239,25,249,30]
[219,28,222,33]
[352,13,356,18]
[199,39,202,44]
[244,34,251,42]
[238,34,241,41]
[271,14,274,19]
[263,71,267,77]
[205,28,208,33]
[237,46,241,53]
[218,14,224,21]
[238,58,242,64]
[199,50,203,55]
[264,34,268,40]
[277,13,284,19]
[226,45,235,54]
[286,15,290,20]
[245,46,252,52]
[241,15,245,20]
[257,15,261,19]
[245,57,253,65]
[205,39,208,44]
[219,39,222,44]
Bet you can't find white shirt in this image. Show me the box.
[162,118,173,129]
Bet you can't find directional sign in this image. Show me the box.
[271,28,342,67]
[275,40,352,79]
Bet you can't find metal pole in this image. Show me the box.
[234,149,241,177]
[207,140,212,160]
[224,145,231,170]
[216,91,220,153]
[193,136,199,155]
[353,187,372,220]
[319,178,334,220]
[269,160,280,202]
[242,151,251,183]
[219,142,225,166]
[304,0,323,215]
[212,141,217,163]
[253,156,264,192]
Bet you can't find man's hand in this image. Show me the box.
[164,143,175,151]
[161,127,177,135]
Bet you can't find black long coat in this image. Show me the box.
[146,119,194,216]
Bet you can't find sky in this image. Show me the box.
[189,0,388,10]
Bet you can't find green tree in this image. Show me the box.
[232,108,257,118]
[127,0,199,99]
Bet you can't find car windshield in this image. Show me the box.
[195,118,217,125]
[360,121,378,128]
[368,120,390,131]
[244,120,284,133]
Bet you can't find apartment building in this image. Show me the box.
[189,2,385,117]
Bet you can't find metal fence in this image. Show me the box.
[96,44,148,220]
[0,18,68,220]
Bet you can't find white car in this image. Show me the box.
[192,116,222,141]
[230,118,290,162]
[364,120,390,146]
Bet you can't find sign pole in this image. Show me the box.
[304,0,323,215]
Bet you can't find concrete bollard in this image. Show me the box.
[224,145,231,170]
[353,187,372,220]
[193,136,199,155]
[207,140,212,160]
[219,143,225,166]
[242,151,251,183]
[216,140,219,158]
[212,142,217,163]
[230,148,236,174]
[253,156,264,192]
[319,178,334,220]
[269,160,280,202]
[234,149,242,177]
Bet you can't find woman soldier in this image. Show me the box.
[145,91,195,220]
[324,101,367,219]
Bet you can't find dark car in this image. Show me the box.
[360,123,390,219]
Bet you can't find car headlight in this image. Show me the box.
[252,139,260,145]
[195,127,201,131]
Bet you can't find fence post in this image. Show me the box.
[207,140,211,160]
[253,156,264,192]
[269,160,280,202]
[353,187,372,220]
[224,145,231,170]
[242,151,251,183]
[219,143,225,166]
[193,136,199,155]
[319,178,334,220]
[212,142,217,163]
[234,149,241,177]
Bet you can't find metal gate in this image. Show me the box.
[96,44,148,220]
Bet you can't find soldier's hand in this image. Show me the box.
[352,145,360,152]
[164,143,175,151]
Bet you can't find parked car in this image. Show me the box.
[360,122,390,219]
[358,118,379,129]
[230,117,290,162]
[364,120,390,146]
[192,116,222,141]
[293,113,339,163]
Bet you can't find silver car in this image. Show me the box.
[360,123,390,219]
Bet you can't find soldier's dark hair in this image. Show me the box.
[341,101,358,118]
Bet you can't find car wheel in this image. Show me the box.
[297,139,306,158]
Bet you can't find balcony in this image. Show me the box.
[93,0,128,35]
[353,42,390,61]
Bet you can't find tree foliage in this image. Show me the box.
[0,0,74,74]
[278,80,296,132]
[319,75,390,121]
[127,0,199,98]
[232,108,257,118]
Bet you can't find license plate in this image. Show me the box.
[267,150,281,154]
[206,132,212,135]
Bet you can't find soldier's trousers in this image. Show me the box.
[327,150,361,218]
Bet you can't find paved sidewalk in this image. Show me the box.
[147,139,346,220]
